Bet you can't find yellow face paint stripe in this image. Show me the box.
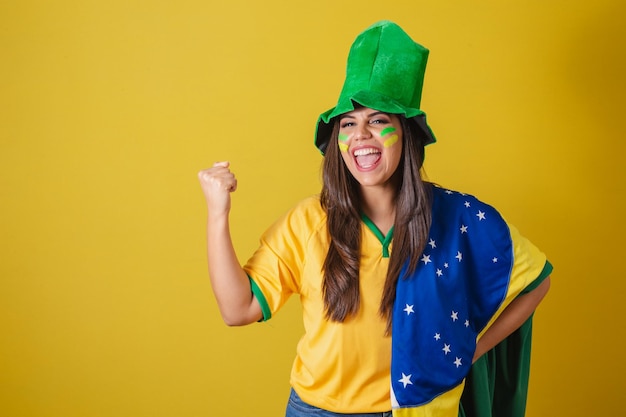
[338,133,349,152]
[383,134,399,148]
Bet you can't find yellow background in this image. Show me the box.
[1,0,624,416]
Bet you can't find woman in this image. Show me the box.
[198,21,551,417]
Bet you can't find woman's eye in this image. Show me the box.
[340,122,354,128]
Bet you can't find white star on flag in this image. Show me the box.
[443,344,451,355]
[465,320,470,327]
[404,304,415,315]
[460,225,468,234]
[464,201,470,208]
[451,311,459,321]
[399,373,413,388]
[454,357,462,368]
[436,269,443,277]
[492,257,498,263]
[476,210,486,221]
[456,251,463,262]
[428,239,436,249]
[434,333,441,340]
[421,254,432,265]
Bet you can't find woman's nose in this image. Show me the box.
[354,124,372,140]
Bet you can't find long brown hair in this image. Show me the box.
[320,115,432,331]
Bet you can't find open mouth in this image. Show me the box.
[354,147,381,169]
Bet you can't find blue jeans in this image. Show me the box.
[285,389,392,417]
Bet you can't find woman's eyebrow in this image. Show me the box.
[339,111,387,120]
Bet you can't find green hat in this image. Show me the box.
[315,20,436,154]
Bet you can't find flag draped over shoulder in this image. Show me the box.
[390,186,522,416]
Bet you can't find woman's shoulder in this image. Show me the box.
[288,194,325,217]
[266,194,326,235]
[294,194,323,209]
[431,184,496,208]
[430,184,505,224]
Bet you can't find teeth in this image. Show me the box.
[353,148,380,156]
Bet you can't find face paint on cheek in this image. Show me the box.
[381,127,399,148]
[384,134,399,148]
[338,133,349,152]
[381,127,397,137]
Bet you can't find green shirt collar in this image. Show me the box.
[360,214,393,258]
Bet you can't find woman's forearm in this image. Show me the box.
[473,277,551,362]
[206,214,262,326]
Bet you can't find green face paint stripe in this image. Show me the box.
[338,133,349,142]
[381,127,397,137]
[383,134,399,148]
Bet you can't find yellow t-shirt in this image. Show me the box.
[244,195,393,412]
